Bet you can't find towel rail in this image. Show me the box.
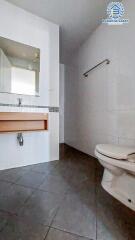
[83,59,110,77]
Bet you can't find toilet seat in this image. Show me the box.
[95,150,135,172]
[96,144,135,161]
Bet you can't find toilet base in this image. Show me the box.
[101,169,135,211]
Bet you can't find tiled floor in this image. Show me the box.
[0,144,135,240]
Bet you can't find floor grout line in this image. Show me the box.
[44,226,51,240]
[49,226,94,240]
[12,181,69,198]
[1,145,131,239]
[44,194,67,240]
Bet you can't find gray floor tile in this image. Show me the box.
[127,223,135,240]
[67,178,95,197]
[53,163,91,188]
[0,215,49,240]
[0,168,27,183]
[16,171,45,189]
[19,189,63,226]
[39,174,69,195]
[0,184,33,214]
[0,144,134,239]
[47,161,74,178]
[96,187,128,240]
[45,228,90,240]
[52,191,96,239]
[68,169,90,187]
[39,160,90,195]
[31,161,58,174]
[62,153,95,180]
[95,162,103,183]
[0,181,13,194]
[0,212,8,231]
[97,217,128,240]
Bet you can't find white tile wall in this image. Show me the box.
[59,64,65,143]
[0,0,59,169]
[65,0,135,157]
[49,112,59,161]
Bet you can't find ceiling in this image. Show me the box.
[6,0,110,63]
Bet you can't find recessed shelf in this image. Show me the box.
[0,112,48,133]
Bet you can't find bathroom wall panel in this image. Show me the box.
[118,137,135,148]
[59,64,65,143]
[64,0,135,156]
[49,112,59,161]
[0,0,59,169]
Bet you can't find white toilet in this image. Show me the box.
[95,144,135,211]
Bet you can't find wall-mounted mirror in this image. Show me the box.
[0,36,40,96]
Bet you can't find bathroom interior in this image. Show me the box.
[0,0,134,239]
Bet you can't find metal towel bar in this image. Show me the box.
[83,59,110,77]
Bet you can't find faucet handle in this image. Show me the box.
[18,98,22,106]
[17,133,24,146]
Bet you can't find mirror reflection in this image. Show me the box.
[0,36,40,96]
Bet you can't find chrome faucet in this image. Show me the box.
[17,133,24,146]
[18,98,22,106]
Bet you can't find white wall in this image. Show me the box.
[59,64,65,143]
[0,0,59,170]
[65,0,135,156]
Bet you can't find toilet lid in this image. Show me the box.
[96,144,135,160]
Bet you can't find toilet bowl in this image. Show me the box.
[95,144,135,211]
